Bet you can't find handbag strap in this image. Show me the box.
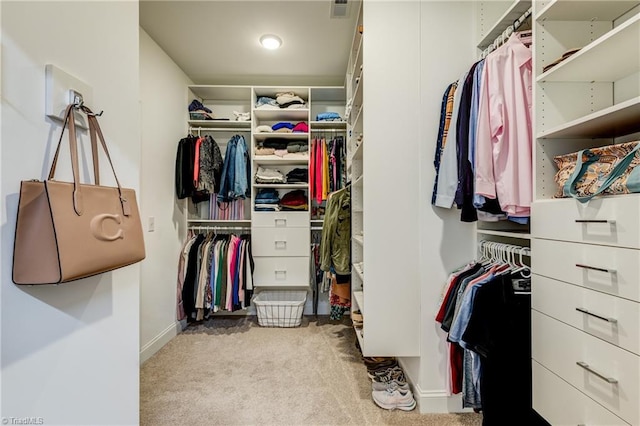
[564,144,640,203]
[47,104,130,216]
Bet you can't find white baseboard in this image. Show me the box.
[397,359,473,414]
[140,321,181,364]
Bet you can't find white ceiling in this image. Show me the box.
[140,0,361,87]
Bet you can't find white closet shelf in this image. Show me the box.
[309,121,347,129]
[253,183,309,189]
[476,0,532,50]
[310,219,324,223]
[350,105,363,128]
[353,264,365,283]
[253,132,309,140]
[189,85,251,101]
[538,96,640,139]
[188,120,251,129]
[253,109,310,121]
[353,235,364,245]
[536,0,640,21]
[253,156,309,166]
[350,36,363,78]
[477,229,531,240]
[537,13,640,83]
[353,290,365,315]
[351,141,363,161]
[355,326,364,348]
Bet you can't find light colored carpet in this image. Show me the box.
[140,317,483,426]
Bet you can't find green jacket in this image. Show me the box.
[320,187,351,275]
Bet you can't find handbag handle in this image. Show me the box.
[47,104,130,216]
[563,144,640,203]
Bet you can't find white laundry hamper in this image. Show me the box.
[253,290,307,327]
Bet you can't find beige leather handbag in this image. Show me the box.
[12,104,145,284]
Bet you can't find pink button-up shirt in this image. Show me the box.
[475,34,532,217]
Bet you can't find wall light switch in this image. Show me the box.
[148,216,155,232]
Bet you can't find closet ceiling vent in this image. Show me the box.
[330,0,351,19]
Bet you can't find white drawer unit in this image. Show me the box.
[253,257,310,287]
[532,274,640,355]
[533,361,629,426]
[532,310,640,425]
[252,227,310,257]
[252,211,310,228]
[532,238,640,302]
[532,196,640,249]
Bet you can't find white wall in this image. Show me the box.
[415,1,477,413]
[139,29,192,363]
[1,2,140,425]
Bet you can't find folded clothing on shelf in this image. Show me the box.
[255,96,278,108]
[280,189,308,210]
[188,99,212,113]
[255,205,281,212]
[316,112,342,121]
[255,188,280,205]
[272,122,294,132]
[292,122,308,133]
[276,92,306,108]
[255,147,275,156]
[286,168,308,184]
[262,138,290,150]
[233,111,250,121]
[255,125,273,133]
[287,142,309,153]
[255,166,285,184]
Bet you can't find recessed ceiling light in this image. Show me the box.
[260,34,282,50]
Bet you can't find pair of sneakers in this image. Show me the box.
[372,385,416,411]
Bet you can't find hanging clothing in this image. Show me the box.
[432,83,457,205]
[177,232,254,322]
[475,34,532,217]
[320,187,351,275]
[218,134,250,202]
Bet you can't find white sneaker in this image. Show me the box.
[372,388,416,411]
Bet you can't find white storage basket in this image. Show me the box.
[253,290,307,328]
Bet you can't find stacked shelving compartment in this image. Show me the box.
[475,0,533,244]
[347,3,365,349]
[250,87,311,289]
[186,85,253,228]
[531,1,640,424]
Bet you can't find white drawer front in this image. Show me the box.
[532,311,640,425]
[253,257,309,287]
[532,196,640,248]
[252,211,309,228]
[252,227,310,257]
[533,238,640,302]
[532,275,640,355]
[533,361,628,426]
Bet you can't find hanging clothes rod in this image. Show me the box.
[189,225,251,232]
[189,127,252,133]
[478,240,531,257]
[481,6,533,58]
[310,129,346,133]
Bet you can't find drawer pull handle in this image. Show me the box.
[275,240,287,249]
[275,270,287,279]
[576,361,618,384]
[575,263,616,274]
[574,219,616,224]
[575,308,618,323]
[275,218,287,227]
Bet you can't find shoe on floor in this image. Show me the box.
[369,365,404,381]
[372,388,416,411]
[372,379,410,392]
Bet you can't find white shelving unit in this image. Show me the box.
[531,1,640,424]
[184,85,253,225]
[348,3,366,346]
